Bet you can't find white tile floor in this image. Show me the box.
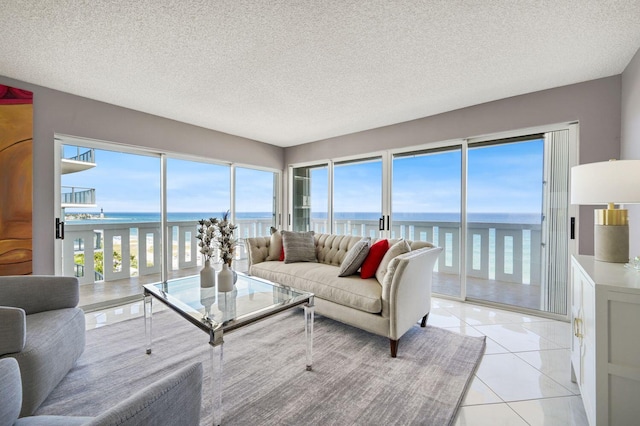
[429,299,588,426]
[85,297,588,426]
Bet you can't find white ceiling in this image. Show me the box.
[2,1,640,147]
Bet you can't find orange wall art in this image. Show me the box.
[0,84,33,275]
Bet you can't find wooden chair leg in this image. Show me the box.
[390,339,399,358]
[421,313,429,327]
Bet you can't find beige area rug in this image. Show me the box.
[37,309,485,425]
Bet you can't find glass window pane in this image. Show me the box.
[333,158,382,237]
[392,148,461,297]
[167,158,230,275]
[466,138,544,310]
[235,167,277,272]
[292,165,328,233]
[61,144,160,305]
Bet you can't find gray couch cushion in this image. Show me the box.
[4,308,86,416]
[338,238,370,277]
[282,231,316,264]
[0,307,26,355]
[0,276,80,315]
[86,362,203,426]
[251,261,382,313]
[0,357,22,425]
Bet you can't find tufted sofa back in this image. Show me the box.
[314,233,435,266]
[315,234,364,266]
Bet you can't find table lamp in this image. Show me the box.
[571,159,640,263]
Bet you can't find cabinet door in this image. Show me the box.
[571,260,596,425]
[581,272,596,425]
[570,261,582,383]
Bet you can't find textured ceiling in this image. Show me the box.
[2,1,640,147]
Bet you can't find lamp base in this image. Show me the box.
[594,224,629,263]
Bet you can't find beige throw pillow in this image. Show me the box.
[266,227,282,261]
[282,230,317,264]
[375,239,410,284]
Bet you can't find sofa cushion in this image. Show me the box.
[360,239,389,279]
[251,262,382,313]
[338,238,370,277]
[282,231,316,264]
[376,239,411,284]
[266,228,283,261]
[8,308,86,416]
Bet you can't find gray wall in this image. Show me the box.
[285,76,622,255]
[0,75,284,275]
[622,47,640,259]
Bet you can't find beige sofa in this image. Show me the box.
[245,233,442,357]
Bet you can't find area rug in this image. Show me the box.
[37,309,485,425]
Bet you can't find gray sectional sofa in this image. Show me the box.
[245,232,442,357]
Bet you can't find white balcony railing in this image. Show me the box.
[65,218,541,287]
[61,186,96,206]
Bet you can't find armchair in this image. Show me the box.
[0,276,85,416]
[0,357,203,426]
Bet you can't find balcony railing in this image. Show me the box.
[64,218,541,288]
[310,219,541,285]
[61,147,95,163]
[62,186,96,206]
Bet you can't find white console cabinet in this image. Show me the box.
[570,255,640,425]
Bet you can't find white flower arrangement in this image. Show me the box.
[196,211,237,266]
[196,217,218,262]
[217,211,238,267]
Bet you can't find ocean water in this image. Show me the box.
[65,211,541,225]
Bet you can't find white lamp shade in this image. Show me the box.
[571,160,640,205]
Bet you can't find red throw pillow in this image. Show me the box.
[360,239,389,279]
[280,246,285,261]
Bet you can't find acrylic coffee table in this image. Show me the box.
[142,272,314,426]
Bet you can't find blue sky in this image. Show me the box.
[62,139,543,214]
[62,147,274,213]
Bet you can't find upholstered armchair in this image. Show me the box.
[0,357,203,426]
[0,276,85,416]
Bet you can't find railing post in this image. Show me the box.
[103,228,131,281]
[178,224,197,269]
[138,225,161,276]
[467,226,490,279]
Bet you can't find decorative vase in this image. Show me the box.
[218,263,235,292]
[200,260,215,288]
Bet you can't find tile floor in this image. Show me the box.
[85,297,588,425]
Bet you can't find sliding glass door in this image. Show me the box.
[58,138,161,309]
[333,158,382,237]
[289,125,575,316]
[292,164,328,232]
[57,135,280,310]
[392,147,462,297]
[235,166,278,271]
[466,136,545,310]
[166,158,230,277]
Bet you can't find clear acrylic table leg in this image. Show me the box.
[210,328,223,426]
[304,300,314,371]
[144,293,153,354]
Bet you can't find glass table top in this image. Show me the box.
[143,272,313,333]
